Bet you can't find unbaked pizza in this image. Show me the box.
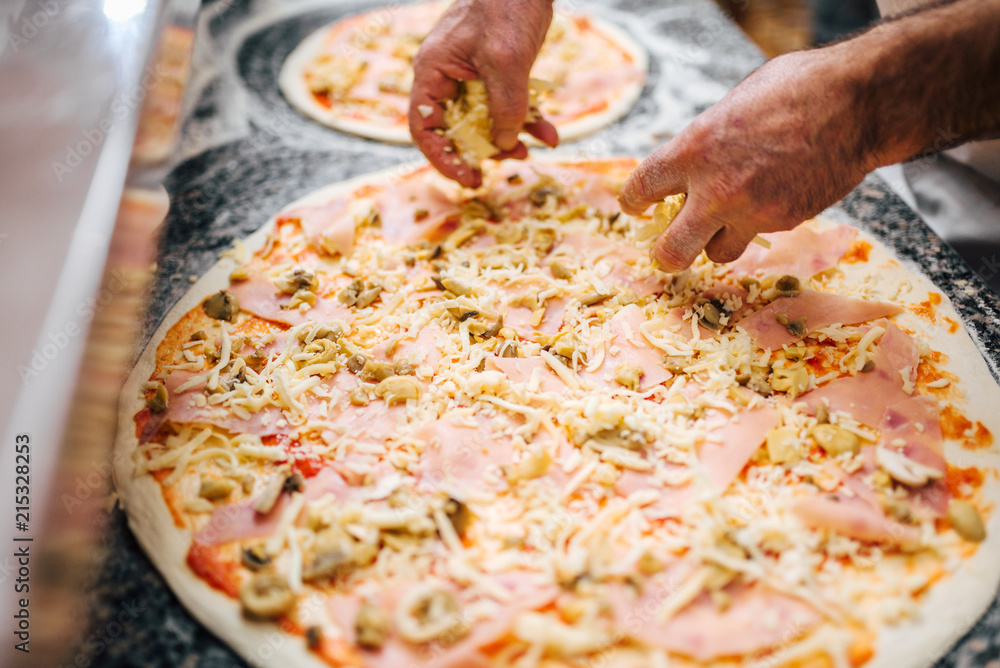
[279,2,647,143]
[116,157,1000,668]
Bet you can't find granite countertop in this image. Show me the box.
[82,0,1000,665]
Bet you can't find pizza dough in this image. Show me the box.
[279,2,648,144]
[115,157,1000,668]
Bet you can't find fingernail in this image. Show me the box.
[650,243,683,273]
[494,130,519,151]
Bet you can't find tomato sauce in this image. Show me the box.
[187,543,241,598]
[841,240,872,264]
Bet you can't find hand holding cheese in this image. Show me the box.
[409,0,559,188]
[620,0,1000,273]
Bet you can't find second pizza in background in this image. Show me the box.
[279,1,648,143]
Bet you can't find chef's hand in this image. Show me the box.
[618,49,875,272]
[409,0,559,188]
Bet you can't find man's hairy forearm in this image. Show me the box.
[830,0,1000,169]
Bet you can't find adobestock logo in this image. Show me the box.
[51,65,166,183]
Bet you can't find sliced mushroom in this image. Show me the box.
[506,448,553,484]
[637,551,664,575]
[393,359,416,376]
[240,573,295,619]
[499,340,519,358]
[283,473,305,494]
[345,353,368,374]
[355,599,390,649]
[439,276,475,297]
[614,363,644,392]
[306,626,323,650]
[203,290,239,321]
[549,262,573,280]
[298,337,338,366]
[348,387,370,406]
[147,383,169,413]
[312,324,343,342]
[337,277,365,306]
[354,283,383,309]
[947,499,986,542]
[275,267,319,295]
[480,315,503,339]
[443,497,471,537]
[811,424,859,456]
[769,366,809,398]
[579,290,616,306]
[662,355,692,374]
[527,177,564,208]
[766,426,802,464]
[785,316,808,338]
[548,331,584,361]
[199,477,236,500]
[241,544,272,571]
[284,289,316,310]
[875,447,945,487]
[360,359,395,383]
[783,346,806,362]
[696,299,728,331]
[395,585,467,645]
[774,275,801,298]
[374,375,422,405]
[303,526,376,581]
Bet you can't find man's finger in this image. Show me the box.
[619,142,687,215]
[479,61,532,152]
[703,225,759,264]
[524,117,559,147]
[649,202,722,273]
[492,142,529,160]
[409,67,482,188]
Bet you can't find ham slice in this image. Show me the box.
[611,579,820,661]
[151,370,293,438]
[227,273,355,327]
[504,296,567,337]
[881,396,945,462]
[664,285,751,341]
[614,469,694,519]
[879,397,948,518]
[793,492,921,549]
[728,224,857,278]
[586,304,672,390]
[414,416,514,493]
[487,162,623,220]
[613,405,775,517]
[329,575,558,668]
[738,290,902,351]
[375,326,446,371]
[194,468,349,545]
[284,198,355,257]
[376,167,461,245]
[698,406,779,492]
[804,324,918,427]
[151,367,363,441]
[554,229,643,263]
[486,356,566,393]
[606,262,664,298]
